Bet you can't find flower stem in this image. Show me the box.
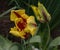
[14,0,21,9]
[43,22,50,50]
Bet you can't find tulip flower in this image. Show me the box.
[10,9,37,39]
[31,2,51,23]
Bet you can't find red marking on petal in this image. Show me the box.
[42,10,48,22]
[14,12,27,23]
[24,32,31,39]
[32,23,37,27]
[14,12,21,18]
[14,12,27,30]
[17,21,26,31]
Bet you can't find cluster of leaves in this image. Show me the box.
[0,35,22,50]
[0,34,60,50]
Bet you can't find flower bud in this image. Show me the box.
[31,2,51,23]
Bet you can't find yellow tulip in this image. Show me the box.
[10,9,37,39]
[31,2,51,23]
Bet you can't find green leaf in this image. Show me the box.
[0,35,12,50]
[29,35,41,43]
[0,6,17,17]
[0,47,3,50]
[10,46,19,50]
[9,43,22,50]
[8,0,14,6]
[49,37,60,47]
[0,36,22,50]
[0,36,6,48]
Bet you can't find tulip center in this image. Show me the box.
[14,12,27,31]
[17,21,26,31]
[24,32,31,39]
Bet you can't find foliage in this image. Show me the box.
[0,35,22,50]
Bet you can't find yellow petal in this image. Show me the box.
[38,2,51,22]
[21,14,29,19]
[27,16,36,24]
[19,31,26,39]
[27,16,37,35]
[27,25,37,36]
[10,9,25,21]
[31,5,39,17]
[24,26,30,33]
[10,10,17,21]
[10,27,21,37]
[10,27,26,39]
[31,5,44,23]
[15,9,25,15]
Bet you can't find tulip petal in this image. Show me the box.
[10,27,25,38]
[31,2,51,23]
[27,16,37,35]
[10,10,17,21]
[10,9,26,21]
[38,2,51,22]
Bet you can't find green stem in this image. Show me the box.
[27,39,32,50]
[43,22,50,50]
[39,43,42,50]
[21,39,25,50]
[0,6,16,17]
[14,0,21,8]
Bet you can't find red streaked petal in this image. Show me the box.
[14,12,27,23]
[24,32,31,40]
[32,23,37,27]
[17,21,26,31]
[14,12,22,18]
